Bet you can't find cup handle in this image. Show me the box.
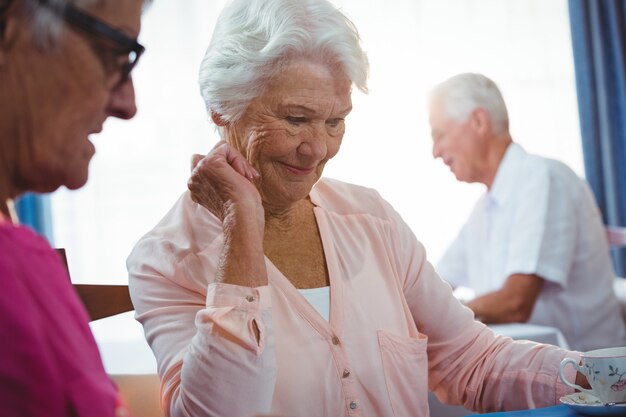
[559,358,594,395]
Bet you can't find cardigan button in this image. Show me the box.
[349,401,357,410]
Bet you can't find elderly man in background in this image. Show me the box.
[430,72,626,352]
[0,0,149,415]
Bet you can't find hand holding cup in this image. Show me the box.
[559,347,626,405]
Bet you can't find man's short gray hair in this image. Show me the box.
[199,0,369,125]
[430,73,509,135]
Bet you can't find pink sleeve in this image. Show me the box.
[129,241,277,417]
[385,199,580,413]
[169,284,277,417]
[128,194,278,417]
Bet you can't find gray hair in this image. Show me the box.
[199,0,369,126]
[23,0,96,46]
[429,73,509,134]
[22,0,150,47]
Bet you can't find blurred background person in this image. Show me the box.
[0,0,148,415]
[430,72,626,351]
[128,2,586,417]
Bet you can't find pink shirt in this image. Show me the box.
[0,222,120,416]
[127,178,579,417]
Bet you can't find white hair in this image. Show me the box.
[199,0,369,126]
[430,73,509,134]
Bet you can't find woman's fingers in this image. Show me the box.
[223,145,259,181]
[187,141,262,220]
[191,141,258,182]
[190,153,204,171]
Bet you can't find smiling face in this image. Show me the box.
[226,59,353,210]
[3,0,143,194]
[429,98,487,184]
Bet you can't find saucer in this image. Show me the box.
[560,393,626,416]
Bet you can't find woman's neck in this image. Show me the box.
[0,198,17,224]
[264,198,312,231]
[0,124,22,224]
[0,170,17,223]
[0,124,19,222]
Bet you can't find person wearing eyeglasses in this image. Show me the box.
[0,0,148,415]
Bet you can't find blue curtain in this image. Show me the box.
[15,193,54,244]
[569,0,626,276]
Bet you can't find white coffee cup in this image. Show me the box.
[559,347,626,404]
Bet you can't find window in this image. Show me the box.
[52,0,581,283]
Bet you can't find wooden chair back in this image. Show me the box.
[55,248,134,320]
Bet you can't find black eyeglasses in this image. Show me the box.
[38,0,145,84]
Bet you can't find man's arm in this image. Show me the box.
[465,274,544,323]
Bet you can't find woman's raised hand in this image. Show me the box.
[188,141,268,287]
[188,141,262,224]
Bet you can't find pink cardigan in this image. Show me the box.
[128,178,579,417]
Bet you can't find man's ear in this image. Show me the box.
[470,107,491,136]
[211,110,228,126]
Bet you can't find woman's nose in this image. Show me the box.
[106,77,138,120]
[298,125,329,160]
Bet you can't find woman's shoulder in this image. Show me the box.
[312,178,392,219]
[0,223,51,255]
[0,224,72,302]
[129,191,223,264]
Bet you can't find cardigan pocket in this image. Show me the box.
[378,330,429,417]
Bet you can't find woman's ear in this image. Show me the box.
[211,110,228,126]
[215,113,244,152]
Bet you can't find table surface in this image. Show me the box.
[464,405,579,416]
[489,323,570,349]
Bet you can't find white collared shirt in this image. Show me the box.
[437,143,626,351]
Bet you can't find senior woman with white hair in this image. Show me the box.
[127,0,586,416]
[0,0,148,415]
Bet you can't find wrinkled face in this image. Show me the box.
[228,59,353,209]
[429,99,484,184]
[10,0,143,193]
